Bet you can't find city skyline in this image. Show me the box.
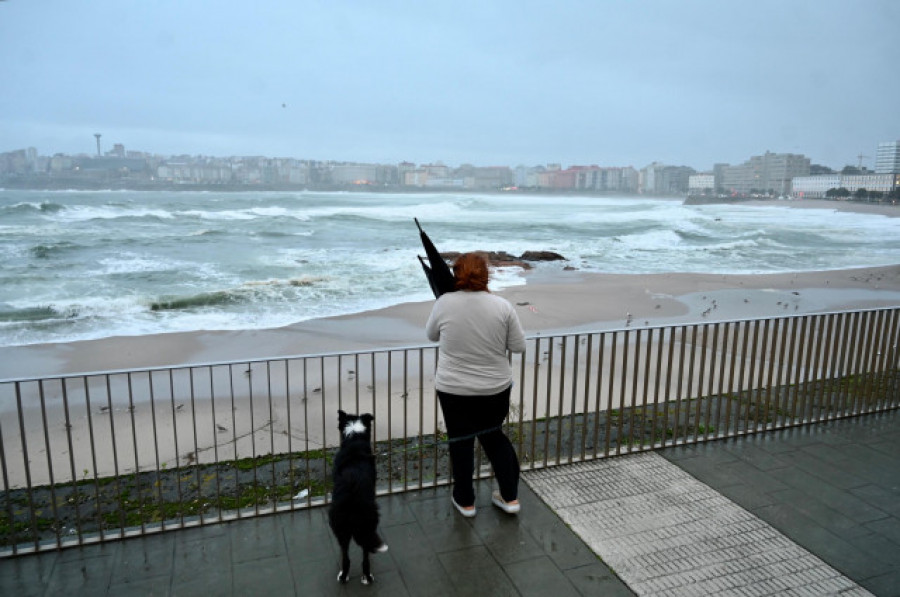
[2,1,899,172]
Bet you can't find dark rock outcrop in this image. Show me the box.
[439,250,568,270]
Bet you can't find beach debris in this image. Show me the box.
[517,302,530,306]
[292,489,309,501]
[313,387,321,393]
[99,405,110,413]
[176,404,184,411]
[217,424,228,433]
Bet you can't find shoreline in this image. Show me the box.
[2,264,899,381]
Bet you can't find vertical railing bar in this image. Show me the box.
[125,372,142,532]
[879,309,900,410]
[818,314,837,421]
[418,348,425,490]
[889,308,900,409]
[661,327,675,448]
[797,315,815,422]
[402,350,409,492]
[617,331,630,455]
[210,366,222,516]
[266,361,277,510]
[326,356,335,502]
[723,321,740,438]
[581,334,594,461]
[703,324,719,441]
[526,337,538,468]
[672,326,687,443]
[168,369,184,528]
[227,364,240,517]
[861,310,881,413]
[683,325,698,443]
[555,337,566,465]
[387,352,394,493]
[0,394,16,554]
[605,332,617,456]
[640,329,653,451]
[302,359,312,505]
[188,368,203,523]
[869,310,888,411]
[60,379,83,543]
[797,315,816,423]
[148,373,164,529]
[806,315,825,422]
[593,333,606,459]
[628,329,641,452]
[515,345,526,467]
[14,382,39,550]
[713,323,729,438]
[743,320,761,433]
[110,374,124,535]
[848,312,866,415]
[81,376,104,540]
[784,317,801,424]
[651,328,663,447]
[758,319,773,431]
[829,312,846,417]
[37,380,61,549]
[772,318,789,429]
[735,321,750,435]
[540,338,551,467]
[354,353,361,416]
[246,362,259,518]
[694,324,709,440]
[839,312,857,416]
[568,335,580,464]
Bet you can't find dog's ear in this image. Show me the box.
[361,414,374,426]
[338,410,348,425]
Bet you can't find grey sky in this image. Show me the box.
[1,0,898,171]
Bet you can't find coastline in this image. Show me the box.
[2,264,899,381]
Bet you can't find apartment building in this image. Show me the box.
[875,141,900,174]
[720,151,810,195]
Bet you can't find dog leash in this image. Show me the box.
[445,424,504,444]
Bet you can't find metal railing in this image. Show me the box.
[1,307,898,556]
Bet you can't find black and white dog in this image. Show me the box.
[328,410,388,584]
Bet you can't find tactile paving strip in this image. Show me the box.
[524,453,872,597]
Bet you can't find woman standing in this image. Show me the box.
[425,252,526,517]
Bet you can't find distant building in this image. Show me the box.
[875,141,900,174]
[640,163,694,194]
[688,173,715,194]
[790,174,841,198]
[790,173,899,197]
[720,151,810,195]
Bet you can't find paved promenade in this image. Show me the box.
[1,409,897,596]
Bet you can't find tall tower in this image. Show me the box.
[94,133,102,157]
[875,141,900,174]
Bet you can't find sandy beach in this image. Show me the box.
[2,264,899,380]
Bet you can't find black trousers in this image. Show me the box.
[437,385,520,507]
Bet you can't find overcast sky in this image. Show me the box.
[1,1,898,171]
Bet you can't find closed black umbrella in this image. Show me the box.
[415,218,456,298]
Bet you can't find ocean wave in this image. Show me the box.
[1,201,65,215]
[30,241,78,259]
[0,304,78,324]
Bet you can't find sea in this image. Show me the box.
[2,189,900,347]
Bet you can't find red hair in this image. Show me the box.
[453,252,489,292]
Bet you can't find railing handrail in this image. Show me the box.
[3,305,897,384]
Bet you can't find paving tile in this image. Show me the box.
[504,555,581,597]
[562,561,635,596]
[438,545,519,596]
[0,552,57,597]
[380,521,456,597]
[43,551,115,597]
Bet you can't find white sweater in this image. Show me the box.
[425,291,526,395]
